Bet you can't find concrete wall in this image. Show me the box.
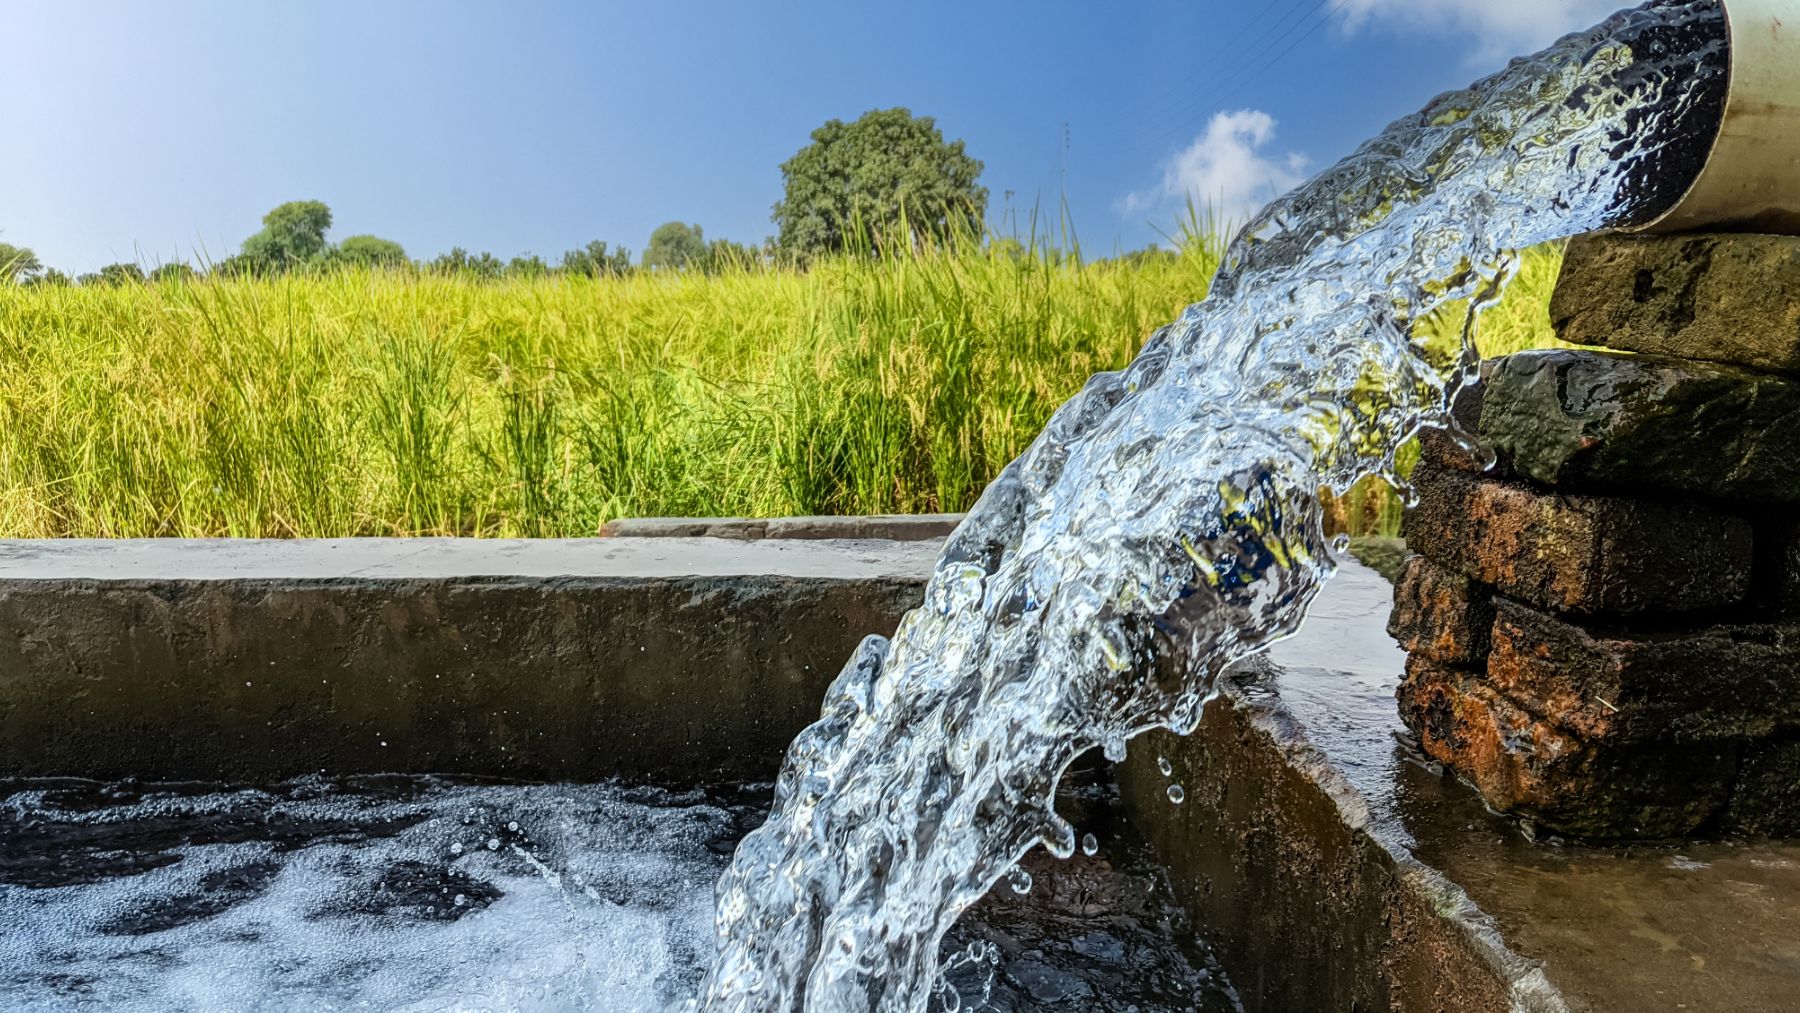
[0,538,933,784]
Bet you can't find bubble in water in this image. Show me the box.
[487,837,500,851]
[1080,832,1099,857]
[507,821,519,832]
[1006,867,1033,895]
[453,893,467,907]
[1157,755,1173,777]
[1167,785,1186,805]
[449,841,464,855]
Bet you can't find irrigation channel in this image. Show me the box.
[695,2,1728,1011]
[0,2,1738,1010]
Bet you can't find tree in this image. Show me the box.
[643,221,708,270]
[507,254,549,277]
[704,237,761,273]
[92,262,146,285]
[26,268,70,287]
[429,247,504,279]
[772,107,987,261]
[559,240,632,278]
[149,262,196,283]
[0,242,42,283]
[332,234,408,269]
[240,200,333,273]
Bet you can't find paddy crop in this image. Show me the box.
[0,238,1561,538]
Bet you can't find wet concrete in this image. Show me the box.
[1123,559,1800,1012]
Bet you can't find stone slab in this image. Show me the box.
[1387,555,1494,665]
[1481,348,1800,502]
[1403,462,1752,615]
[1552,232,1800,374]
[600,514,965,541]
[1486,597,1800,743]
[0,537,936,784]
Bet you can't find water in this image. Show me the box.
[697,3,1728,1010]
[0,773,1236,1012]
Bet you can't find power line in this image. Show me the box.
[1104,0,1353,157]
[1098,0,1317,138]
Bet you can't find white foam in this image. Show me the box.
[0,782,736,1012]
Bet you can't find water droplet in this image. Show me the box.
[1157,755,1173,777]
[1081,832,1099,856]
[1007,867,1033,894]
[1167,784,1186,805]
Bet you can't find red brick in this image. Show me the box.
[1387,555,1494,665]
[1403,462,1751,615]
[1397,657,1736,838]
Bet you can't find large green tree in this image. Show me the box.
[643,221,709,270]
[772,107,987,261]
[240,200,334,272]
[0,242,43,283]
[332,234,408,268]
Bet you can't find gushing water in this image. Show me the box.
[697,4,1727,1010]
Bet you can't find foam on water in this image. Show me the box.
[0,779,749,1011]
[697,4,1729,1010]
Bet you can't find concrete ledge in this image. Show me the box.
[600,513,964,541]
[0,538,935,784]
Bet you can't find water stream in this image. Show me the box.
[696,4,1728,1010]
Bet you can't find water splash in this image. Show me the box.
[697,4,1727,1010]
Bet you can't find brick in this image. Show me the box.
[1486,598,1799,743]
[1397,657,1736,838]
[1481,349,1800,503]
[1727,735,1800,837]
[1552,232,1800,375]
[1403,462,1752,615]
[1387,555,1494,665]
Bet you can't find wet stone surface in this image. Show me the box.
[1481,348,1800,502]
[1552,232,1800,375]
[0,773,1237,1012]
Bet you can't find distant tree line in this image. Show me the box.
[0,108,1086,285]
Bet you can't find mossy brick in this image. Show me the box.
[1397,657,1736,838]
[1403,462,1752,615]
[1485,598,1799,743]
[1727,735,1800,837]
[1387,555,1494,665]
[1551,232,1800,375]
[1481,349,1800,502]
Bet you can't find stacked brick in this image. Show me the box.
[1392,232,1800,839]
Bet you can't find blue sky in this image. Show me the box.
[0,0,1625,273]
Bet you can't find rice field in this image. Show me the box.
[0,237,1564,538]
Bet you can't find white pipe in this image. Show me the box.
[1631,0,1800,233]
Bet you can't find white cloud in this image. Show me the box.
[1336,0,1627,63]
[1122,109,1310,228]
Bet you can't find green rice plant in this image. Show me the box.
[0,226,1564,540]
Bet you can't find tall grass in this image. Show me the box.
[0,235,1565,539]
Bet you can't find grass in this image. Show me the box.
[0,236,1566,539]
